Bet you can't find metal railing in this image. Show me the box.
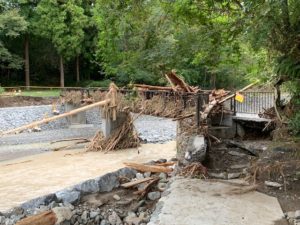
[230,91,274,114]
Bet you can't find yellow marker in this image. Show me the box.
[235,92,244,103]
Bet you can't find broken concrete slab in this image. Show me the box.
[149,178,284,225]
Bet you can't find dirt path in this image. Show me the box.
[0,141,176,211]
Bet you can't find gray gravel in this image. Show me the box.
[0,106,177,161]
[0,105,102,132]
[133,114,176,143]
[0,114,176,146]
[0,105,67,132]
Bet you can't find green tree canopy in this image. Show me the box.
[0,3,27,70]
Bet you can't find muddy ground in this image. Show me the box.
[0,96,58,107]
[0,141,176,211]
[207,139,300,214]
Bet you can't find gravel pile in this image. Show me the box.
[0,106,176,145]
[0,105,68,132]
[133,114,176,143]
[0,105,102,132]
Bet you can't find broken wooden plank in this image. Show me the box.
[165,70,194,93]
[134,84,173,91]
[16,211,57,225]
[50,137,89,144]
[134,177,160,197]
[155,162,176,167]
[124,162,172,173]
[121,177,154,188]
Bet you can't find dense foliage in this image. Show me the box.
[0,1,299,123]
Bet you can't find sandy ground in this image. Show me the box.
[0,141,176,211]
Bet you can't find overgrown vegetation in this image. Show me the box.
[0,0,299,133]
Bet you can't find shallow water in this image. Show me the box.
[0,141,176,211]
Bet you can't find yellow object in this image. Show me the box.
[235,92,244,103]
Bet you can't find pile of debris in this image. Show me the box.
[134,70,200,93]
[86,111,140,152]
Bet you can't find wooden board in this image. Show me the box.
[16,211,57,225]
[124,162,172,173]
[121,177,154,188]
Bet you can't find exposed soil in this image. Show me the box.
[207,139,300,215]
[253,141,300,213]
[0,96,58,107]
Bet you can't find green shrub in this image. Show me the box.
[76,79,113,88]
[0,86,4,94]
[87,79,112,87]
[289,112,300,136]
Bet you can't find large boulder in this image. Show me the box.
[55,189,81,204]
[182,135,207,163]
[73,179,100,194]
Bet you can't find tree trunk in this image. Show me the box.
[24,35,30,90]
[210,74,216,89]
[76,56,80,83]
[60,56,64,87]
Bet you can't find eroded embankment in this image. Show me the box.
[0,141,176,211]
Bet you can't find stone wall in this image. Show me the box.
[0,167,137,225]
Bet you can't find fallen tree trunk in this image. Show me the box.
[1,99,111,136]
[165,70,195,93]
[201,99,217,120]
[134,84,173,91]
[124,162,172,173]
[16,211,57,225]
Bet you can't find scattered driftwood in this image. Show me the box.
[50,138,89,144]
[259,107,277,120]
[172,113,194,121]
[225,140,258,156]
[134,84,173,91]
[165,70,198,93]
[121,177,154,188]
[86,112,140,152]
[174,81,259,123]
[16,211,57,225]
[53,140,90,151]
[134,177,160,198]
[124,162,172,173]
[179,162,207,178]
